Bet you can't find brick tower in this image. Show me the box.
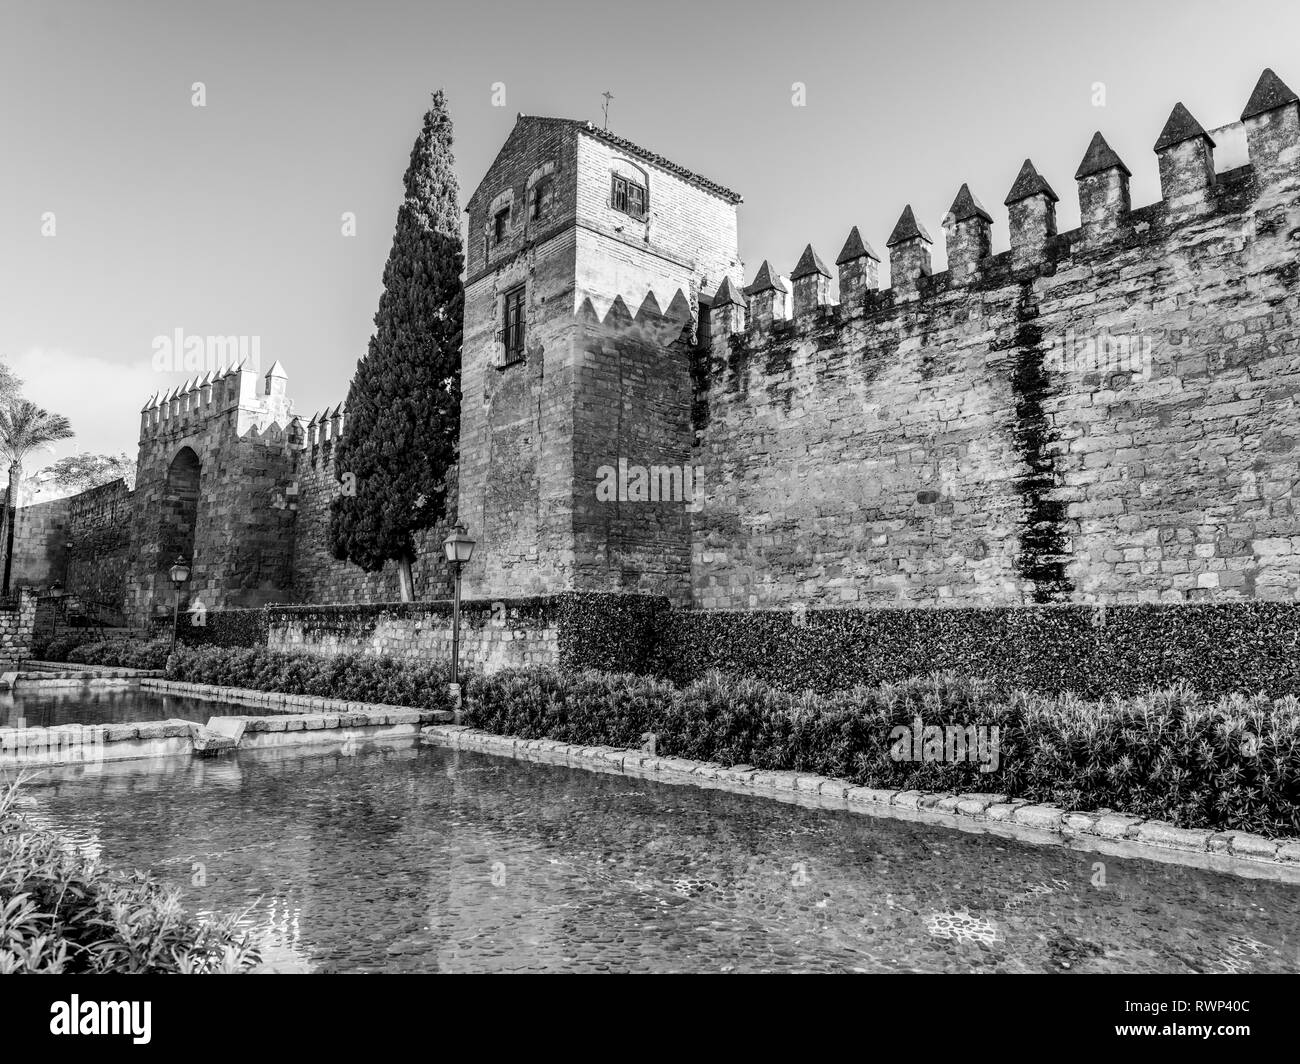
[458,117,743,603]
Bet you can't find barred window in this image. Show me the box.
[611,173,647,219]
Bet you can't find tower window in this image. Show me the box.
[530,177,554,220]
[501,285,526,364]
[611,173,647,219]
[493,207,511,245]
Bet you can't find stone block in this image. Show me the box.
[1135,821,1212,852]
[1011,805,1065,831]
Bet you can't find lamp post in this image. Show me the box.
[167,556,191,656]
[49,579,65,643]
[442,523,476,714]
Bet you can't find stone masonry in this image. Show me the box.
[692,69,1300,608]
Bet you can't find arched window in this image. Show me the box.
[526,162,557,222]
[610,160,649,220]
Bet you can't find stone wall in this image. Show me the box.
[12,74,1299,621]
[129,364,299,621]
[289,431,457,603]
[8,498,70,588]
[66,478,132,610]
[0,589,38,665]
[458,115,742,602]
[692,77,1300,609]
[267,599,560,673]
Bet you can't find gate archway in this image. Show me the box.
[158,446,200,595]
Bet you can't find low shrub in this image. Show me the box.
[66,639,170,671]
[464,668,1300,838]
[0,778,261,973]
[166,644,457,712]
[33,629,100,663]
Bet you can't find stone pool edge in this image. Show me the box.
[421,724,1300,885]
[0,677,454,768]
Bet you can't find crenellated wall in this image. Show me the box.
[128,362,299,620]
[693,69,1300,609]
[10,68,1298,625]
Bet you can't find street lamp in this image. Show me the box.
[168,556,191,655]
[442,523,476,712]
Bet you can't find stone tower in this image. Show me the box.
[457,116,743,603]
[128,362,300,622]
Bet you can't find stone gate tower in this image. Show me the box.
[457,116,743,603]
[128,362,300,621]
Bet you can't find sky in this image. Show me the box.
[1,0,1296,466]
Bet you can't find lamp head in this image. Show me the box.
[168,556,191,586]
[443,523,476,565]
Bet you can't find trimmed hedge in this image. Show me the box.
[649,603,1300,699]
[166,644,458,713]
[178,607,270,649]
[464,667,1300,838]
[556,593,670,673]
[1,780,260,973]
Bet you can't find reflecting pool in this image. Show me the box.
[21,741,1300,973]
[2,687,266,728]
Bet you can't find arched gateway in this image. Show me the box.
[125,362,300,623]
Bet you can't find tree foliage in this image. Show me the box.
[329,90,463,597]
[39,451,136,493]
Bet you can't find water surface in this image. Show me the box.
[2,687,268,728]
[22,741,1300,974]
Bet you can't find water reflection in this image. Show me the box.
[2,687,268,728]
[23,741,1300,974]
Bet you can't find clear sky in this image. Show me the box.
[2,0,1296,463]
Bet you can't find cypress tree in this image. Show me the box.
[330,90,463,600]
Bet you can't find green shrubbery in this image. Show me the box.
[556,593,670,673]
[166,644,458,712]
[464,668,1300,837]
[65,639,170,671]
[650,603,1300,698]
[33,629,100,662]
[178,607,270,649]
[0,779,261,973]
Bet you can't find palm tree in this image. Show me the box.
[0,400,73,593]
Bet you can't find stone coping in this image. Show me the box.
[0,680,454,766]
[1,706,449,750]
[420,725,1300,884]
[20,660,165,677]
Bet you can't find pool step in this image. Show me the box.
[191,716,247,757]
